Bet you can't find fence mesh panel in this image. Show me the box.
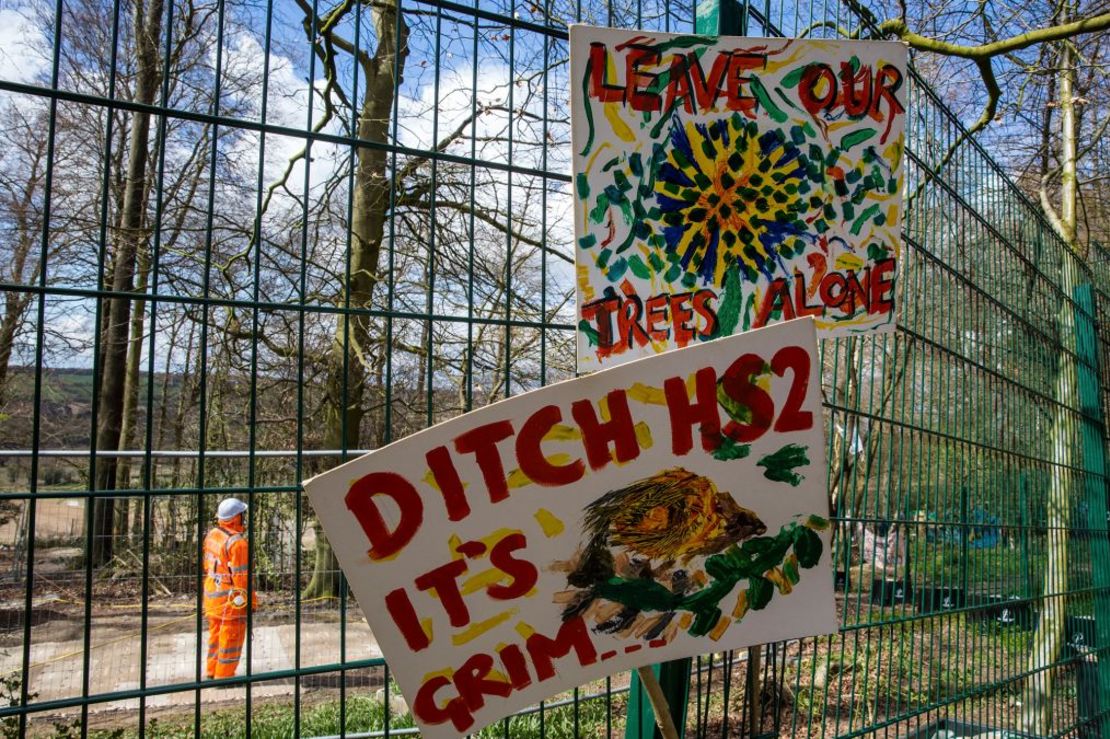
[0,0,1107,735]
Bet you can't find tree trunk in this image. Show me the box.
[114,248,150,541]
[0,292,29,407]
[303,0,408,600]
[91,0,164,567]
[1022,23,1080,735]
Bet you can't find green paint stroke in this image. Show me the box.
[579,58,597,156]
[711,435,751,461]
[578,319,600,347]
[850,203,882,235]
[717,266,743,336]
[586,516,829,637]
[749,77,788,123]
[758,443,810,486]
[840,128,876,150]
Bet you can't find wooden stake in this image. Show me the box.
[746,645,762,735]
[635,665,682,739]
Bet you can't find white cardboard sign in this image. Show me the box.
[303,318,835,738]
[571,25,907,370]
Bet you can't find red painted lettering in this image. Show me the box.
[839,61,871,117]
[625,46,661,112]
[870,258,896,313]
[515,405,585,486]
[799,63,837,115]
[414,558,470,628]
[581,296,620,352]
[571,390,640,470]
[771,346,813,432]
[664,367,721,455]
[754,277,795,328]
[426,445,468,521]
[345,471,423,560]
[819,271,849,308]
[526,616,598,682]
[843,270,869,314]
[454,420,514,504]
[587,43,624,103]
[384,587,430,651]
[719,353,774,443]
[725,52,760,114]
[669,292,695,346]
[487,533,539,600]
[692,289,719,337]
[645,294,670,341]
[616,294,651,351]
[414,676,472,732]
[688,51,729,111]
[792,271,824,317]
[497,643,533,690]
[454,653,512,712]
[663,55,695,114]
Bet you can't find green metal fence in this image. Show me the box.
[0,0,1107,735]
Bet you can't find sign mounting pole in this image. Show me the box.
[619,3,753,737]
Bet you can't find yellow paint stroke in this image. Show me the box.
[544,424,581,442]
[634,421,653,450]
[628,382,665,405]
[733,590,749,619]
[515,622,536,640]
[366,547,403,563]
[486,669,511,685]
[507,453,577,489]
[884,140,905,169]
[886,204,900,231]
[835,253,865,272]
[452,608,519,646]
[765,567,793,595]
[604,103,636,143]
[417,468,466,492]
[584,140,613,178]
[421,617,434,643]
[708,615,731,641]
[423,667,455,682]
[461,567,511,596]
[577,263,597,303]
[534,508,565,538]
[506,467,532,489]
[447,534,465,561]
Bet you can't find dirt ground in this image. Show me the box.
[2,570,382,730]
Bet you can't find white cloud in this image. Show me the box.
[0,5,49,85]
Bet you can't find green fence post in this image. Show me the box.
[960,486,970,596]
[1019,474,1032,599]
[1073,284,1110,735]
[623,4,746,739]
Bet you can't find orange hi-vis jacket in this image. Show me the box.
[203,524,253,618]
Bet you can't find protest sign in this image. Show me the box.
[571,25,907,370]
[303,318,835,738]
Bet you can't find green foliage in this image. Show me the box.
[91,691,621,739]
[1,674,30,739]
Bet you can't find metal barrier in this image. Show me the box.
[0,0,1107,734]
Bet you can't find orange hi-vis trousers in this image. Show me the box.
[206,614,247,679]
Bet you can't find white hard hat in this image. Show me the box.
[217,497,248,521]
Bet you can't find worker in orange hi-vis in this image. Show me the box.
[203,498,258,680]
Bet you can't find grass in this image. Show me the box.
[88,690,624,739]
